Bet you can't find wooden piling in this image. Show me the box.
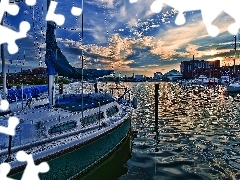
[8,135,12,159]
[155,84,159,130]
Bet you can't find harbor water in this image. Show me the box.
[118,82,240,180]
[16,81,238,180]
[69,82,240,179]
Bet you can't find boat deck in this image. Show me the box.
[0,104,132,169]
[55,93,115,111]
[0,92,133,171]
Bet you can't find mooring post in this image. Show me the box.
[154,84,159,152]
[7,135,12,160]
[98,101,101,128]
[213,76,216,94]
[155,84,159,130]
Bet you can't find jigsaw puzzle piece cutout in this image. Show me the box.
[175,13,186,25]
[0,163,15,180]
[0,116,19,136]
[0,0,19,20]
[151,0,203,25]
[129,0,138,3]
[0,99,9,111]
[0,21,30,54]
[201,4,221,37]
[16,151,49,180]
[25,0,36,6]
[151,0,163,13]
[222,0,240,35]
[46,1,65,26]
[228,23,239,35]
[150,0,228,36]
[136,0,240,37]
[71,6,82,16]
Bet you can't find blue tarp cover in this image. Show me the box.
[7,85,48,102]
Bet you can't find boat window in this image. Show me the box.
[82,112,105,126]
[0,110,12,116]
[100,111,104,119]
[106,105,119,117]
[49,121,77,134]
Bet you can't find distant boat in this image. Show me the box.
[227,79,240,93]
[5,88,134,179]
[208,77,218,86]
[220,75,230,85]
[178,79,197,86]
[197,75,209,85]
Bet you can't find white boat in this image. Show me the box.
[1,88,134,179]
[0,1,136,179]
[208,77,218,85]
[178,79,187,85]
[197,75,209,85]
[179,79,197,86]
[227,81,240,92]
[220,75,230,85]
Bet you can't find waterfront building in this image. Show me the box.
[180,59,222,79]
[134,74,145,81]
[0,67,48,85]
[32,67,47,74]
[164,69,182,81]
[221,65,240,77]
[153,72,163,81]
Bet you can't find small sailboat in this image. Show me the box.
[227,78,240,93]
[197,75,209,85]
[227,35,239,93]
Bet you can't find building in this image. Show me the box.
[221,65,240,77]
[153,72,163,81]
[164,69,182,81]
[0,67,48,85]
[134,75,145,81]
[180,59,221,79]
[32,67,47,74]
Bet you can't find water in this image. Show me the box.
[117,82,240,180]
[77,131,132,180]
[57,81,240,179]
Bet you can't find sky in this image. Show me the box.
[2,0,240,77]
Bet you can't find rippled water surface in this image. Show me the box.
[119,82,240,180]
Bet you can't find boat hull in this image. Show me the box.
[227,86,240,92]
[77,126,132,179]
[10,116,131,179]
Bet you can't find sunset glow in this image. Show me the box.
[4,0,240,76]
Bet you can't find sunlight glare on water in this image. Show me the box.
[119,82,240,180]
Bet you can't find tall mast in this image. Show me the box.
[46,0,56,108]
[192,55,194,79]
[81,0,84,121]
[1,16,7,99]
[234,35,237,77]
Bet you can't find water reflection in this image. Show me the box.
[120,82,240,180]
[75,131,132,180]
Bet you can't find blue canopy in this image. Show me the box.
[7,85,48,102]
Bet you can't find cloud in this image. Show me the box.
[6,0,239,76]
